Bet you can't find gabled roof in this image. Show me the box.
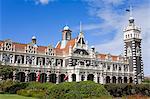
[55,38,76,55]
[0,40,49,53]
[13,42,27,51]
[97,53,120,62]
[97,54,107,60]
[37,46,47,53]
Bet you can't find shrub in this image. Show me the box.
[7,82,28,94]
[16,82,54,99]
[48,81,110,99]
[26,81,54,90]
[17,89,46,98]
[105,83,150,97]
[0,79,17,92]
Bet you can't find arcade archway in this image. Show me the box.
[87,74,94,81]
[106,76,110,83]
[49,74,57,83]
[16,72,25,82]
[124,77,128,83]
[118,77,122,83]
[59,74,65,83]
[39,73,47,83]
[28,73,36,81]
[72,74,76,81]
[112,76,116,83]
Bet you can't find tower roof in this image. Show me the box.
[32,36,36,39]
[63,25,70,30]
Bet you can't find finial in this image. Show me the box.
[129,5,133,17]
[126,5,134,23]
[80,21,82,32]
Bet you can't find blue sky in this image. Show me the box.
[0,0,150,75]
[1,0,101,46]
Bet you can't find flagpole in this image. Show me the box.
[129,5,133,17]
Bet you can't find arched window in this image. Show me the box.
[107,66,110,70]
[119,66,121,71]
[81,75,85,81]
[127,47,132,56]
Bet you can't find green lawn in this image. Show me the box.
[0,94,37,99]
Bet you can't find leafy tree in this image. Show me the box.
[143,77,150,83]
[0,61,17,80]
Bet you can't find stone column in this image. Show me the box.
[103,75,106,84]
[25,71,28,82]
[13,71,16,81]
[24,55,26,64]
[94,73,98,83]
[127,77,130,83]
[46,72,50,82]
[34,56,37,66]
[84,73,87,81]
[63,59,65,67]
[68,73,72,82]
[56,73,59,84]
[12,54,15,64]
[116,76,118,84]
[122,76,124,83]
[110,76,112,83]
[36,72,40,82]
[76,73,80,82]
[0,53,2,61]
[99,72,103,84]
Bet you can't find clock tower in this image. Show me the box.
[123,14,144,84]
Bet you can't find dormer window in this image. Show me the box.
[4,40,12,51]
[27,44,36,54]
[46,46,54,56]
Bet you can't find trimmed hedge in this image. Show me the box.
[104,83,150,97]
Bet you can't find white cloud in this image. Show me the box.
[25,0,55,5]
[84,0,150,75]
[101,0,125,5]
[36,0,54,5]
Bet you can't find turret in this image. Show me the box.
[60,25,72,49]
[32,36,36,44]
[62,25,72,41]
